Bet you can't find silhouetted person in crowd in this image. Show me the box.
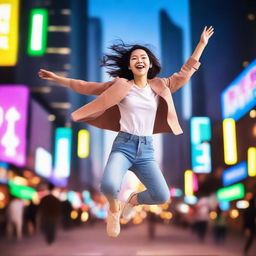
[243,195,256,255]
[194,197,209,242]
[61,198,73,230]
[38,182,61,245]
[24,200,38,235]
[6,196,24,240]
[213,206,227,244]
[147,211,157,240]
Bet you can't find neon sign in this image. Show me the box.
[217,183,244,202]
[53,127,72,178]
[0,0,19,66]
[27,8,48,56]
[35,147,52,178]
[0,85,29,166]
[190,117,212,173]
[222,161,247,186]
[221,59,256,120]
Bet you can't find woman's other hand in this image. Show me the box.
[38,69,58,81]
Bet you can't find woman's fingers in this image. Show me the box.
[38,69,53,79]
[207,26,214,33]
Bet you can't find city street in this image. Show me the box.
[1,222,254,256]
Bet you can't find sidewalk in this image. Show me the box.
[0,222,254,256]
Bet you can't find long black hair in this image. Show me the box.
[101,40,161,80]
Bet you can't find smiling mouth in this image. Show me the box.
[136,65,145,69]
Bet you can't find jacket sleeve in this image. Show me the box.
[166,57,201,93]
[69,79,115,95]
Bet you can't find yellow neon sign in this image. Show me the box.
[0,0,19,66]
[77,129,90,158]
[223,118,238,165]
[248,147,256,177]
[184,170,193,196]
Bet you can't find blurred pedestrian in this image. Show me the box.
[6,196,24,240]
[213,206,227,244]
[147,211,157,240]
[243,195,256,255]
[194,197,209,242]
[38,182,61,245]
[61,198,73,230]
[24,200,38,235]
[38,26,214,238]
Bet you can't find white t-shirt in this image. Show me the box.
[117,83,159,136]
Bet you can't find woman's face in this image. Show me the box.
[129,49,152,78]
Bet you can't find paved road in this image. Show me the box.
[1,222,255,256]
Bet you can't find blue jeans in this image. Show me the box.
[101,131,170,205]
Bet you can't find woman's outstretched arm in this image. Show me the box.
[167,26,214,93]
[38,69,113,95]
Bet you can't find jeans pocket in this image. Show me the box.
[114,137,129,145]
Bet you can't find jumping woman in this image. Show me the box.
[38,26,214,237]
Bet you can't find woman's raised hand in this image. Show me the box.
[38,69,58,81]
[200,26,214,45]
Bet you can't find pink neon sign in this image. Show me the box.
[221,60,256,120]
[0,85,29,166]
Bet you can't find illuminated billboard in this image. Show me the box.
[0,85,29,166]
[221,59,256,121]
[223,118,238,165]
[35,147,52,178]
[77,129,90,158]
[217,183,244,202]
[0,0,19,66]
[222,161,247,186]
[53,127,72,178]
[9,181,36,200]
[27,8,48,56]
[190,117,212,173]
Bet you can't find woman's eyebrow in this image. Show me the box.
[131,54,147,58]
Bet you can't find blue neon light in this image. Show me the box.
[222,161,247,186]
[53,127,72,178]
[190,117,212,173]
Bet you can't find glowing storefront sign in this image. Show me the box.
[223,118,238,165]
[217,183,244,202]
[9,181,36,199]
[221,59,256,121]
[35,147,52,178]
[77,129,90,158]
[0,0,19,66]
[53,127,72,178]
[248,147,256,177]
[0,85,29,166]
[184,170,193,196]
[28,8,48,56]
[191,117,212,173]
[222,161,247,186]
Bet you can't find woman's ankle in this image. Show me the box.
[109,200,121,212]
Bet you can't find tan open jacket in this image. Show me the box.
[69,57,200,135]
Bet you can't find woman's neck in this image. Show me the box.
[133,76,148,88]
